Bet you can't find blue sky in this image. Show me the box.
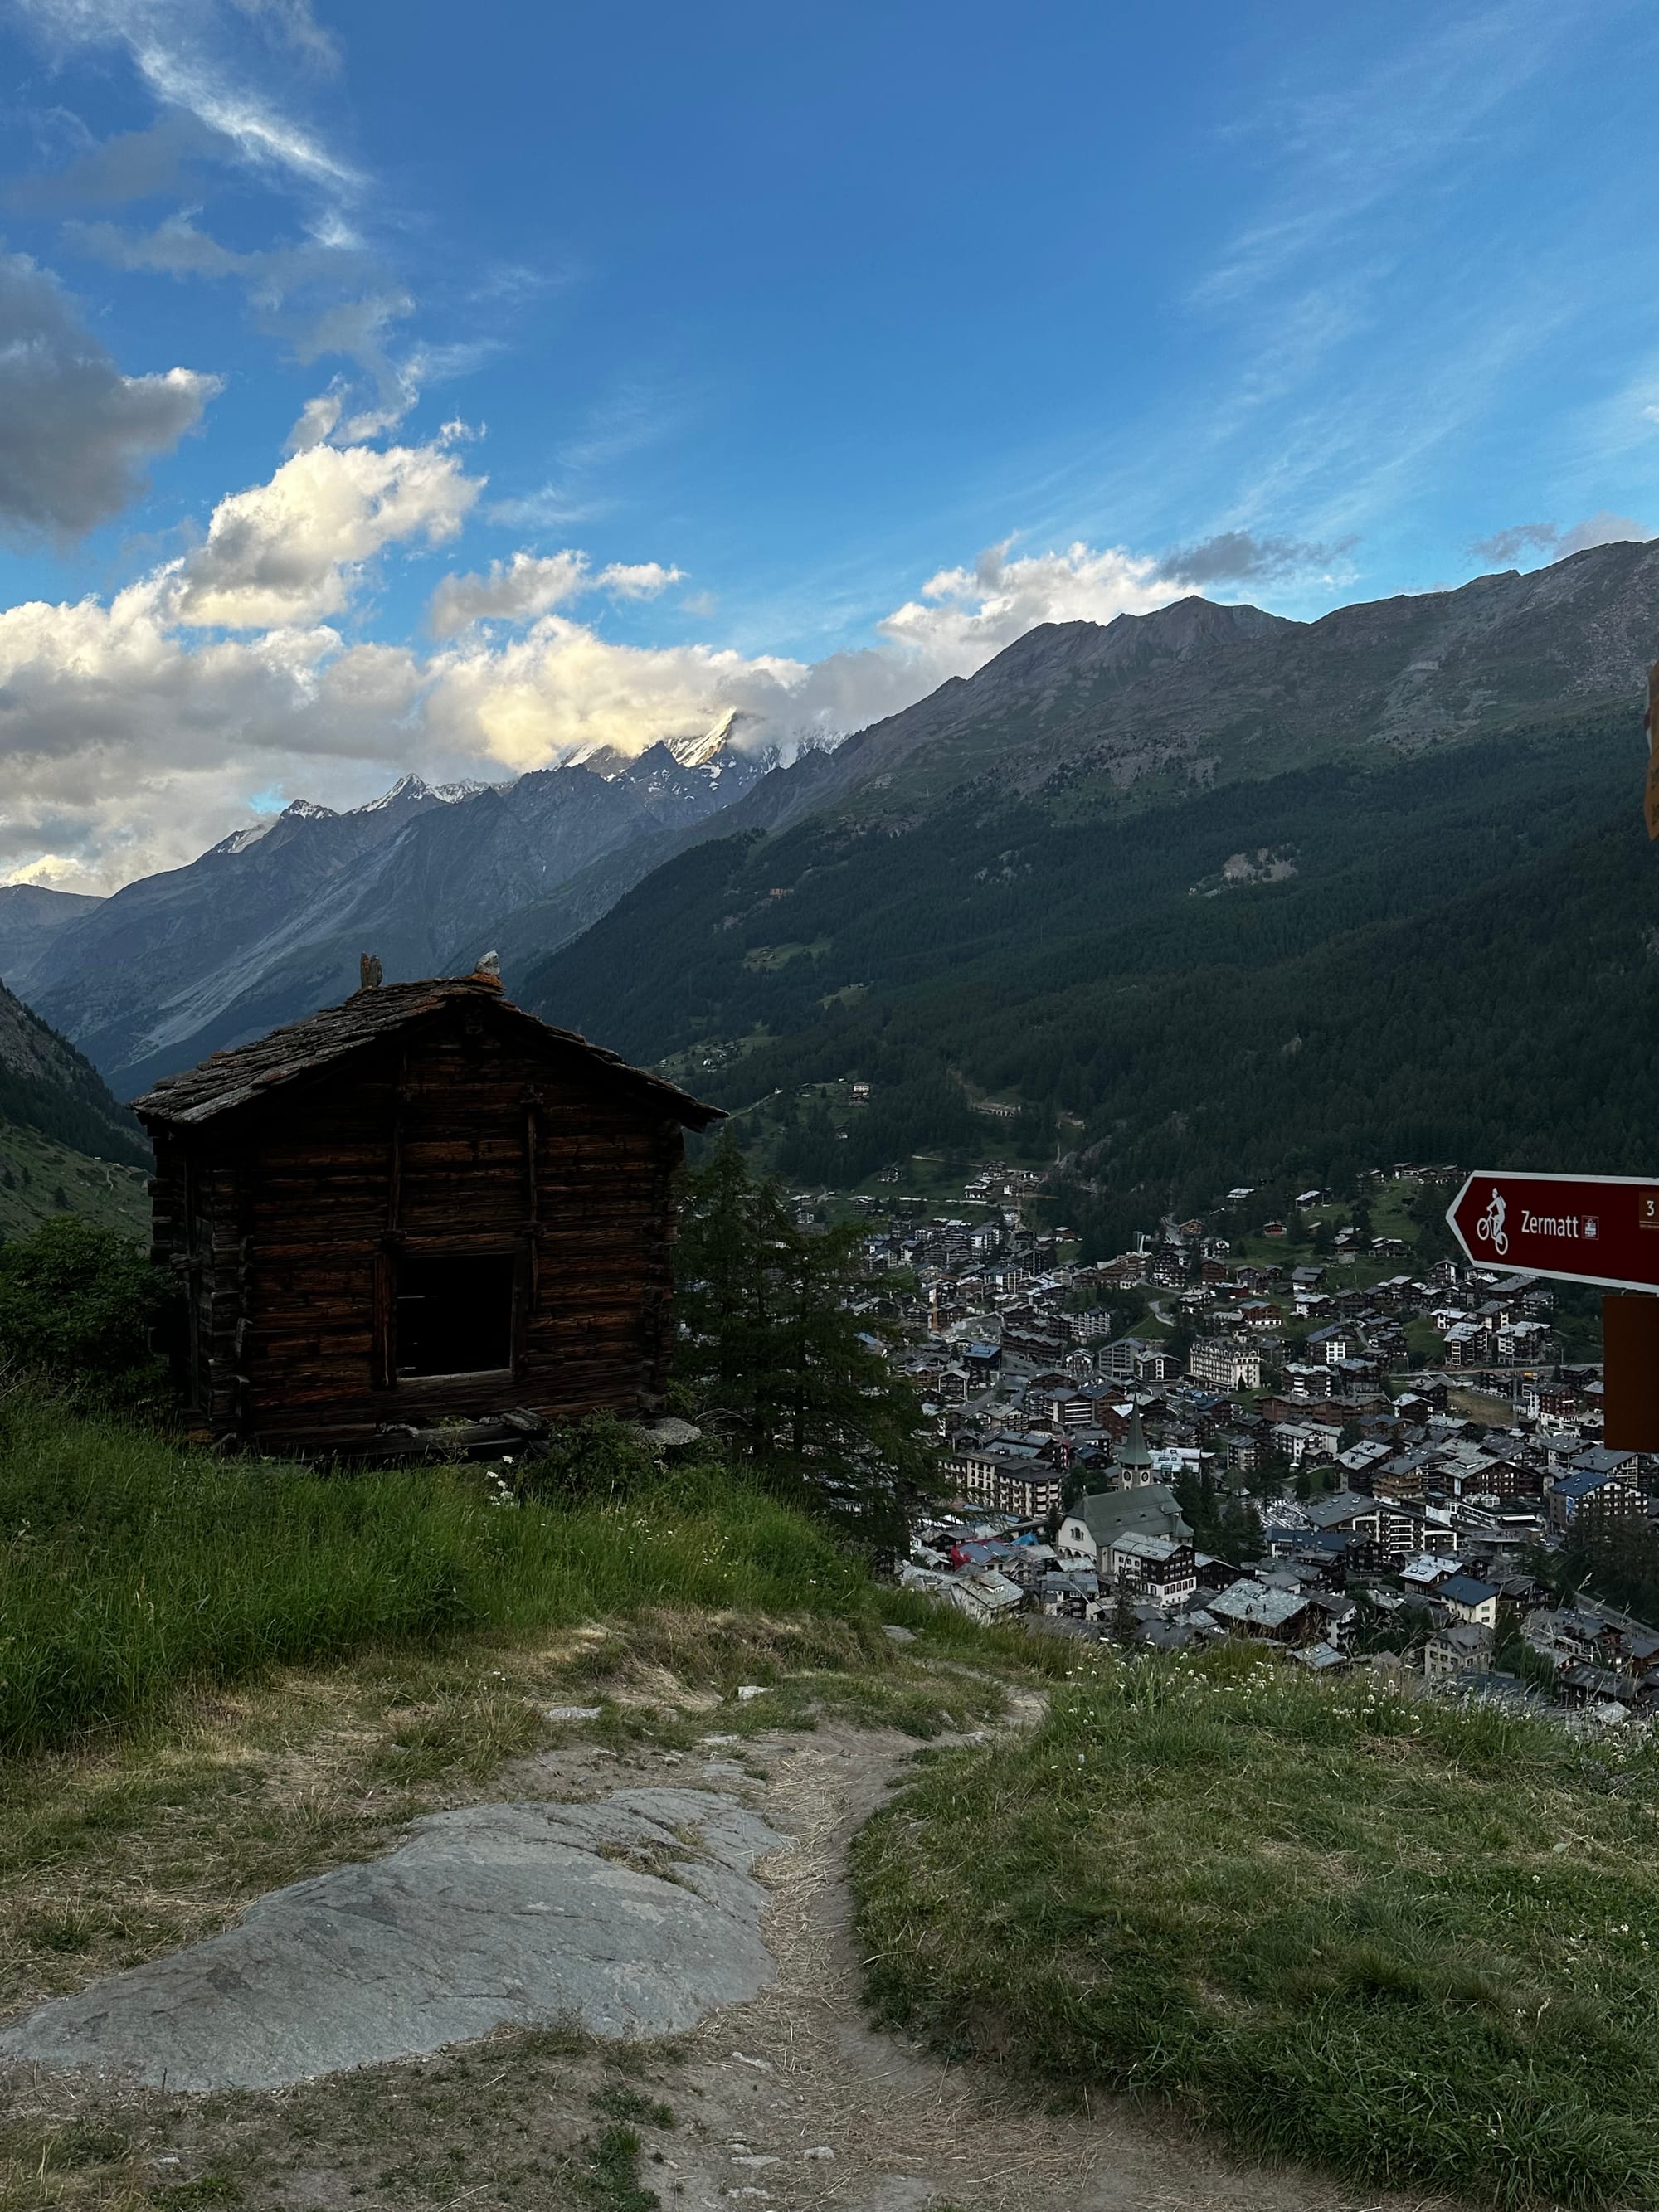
[1,0,1657,887]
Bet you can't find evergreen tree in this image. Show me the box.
[674,1136,936,1542]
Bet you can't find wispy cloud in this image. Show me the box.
[1195,1,1582,309]
[1471,512,1652,566]
[1163,528,1356,588]
[10,0,360,198]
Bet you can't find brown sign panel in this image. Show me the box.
[1603,1296,1659,1451]
[1446,1172,1659,1291]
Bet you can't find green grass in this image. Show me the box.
[1404,1315,1448,1364]
[0,1124,148,1241]
[0,1393,878,1758]
[853,1643,1659,2210]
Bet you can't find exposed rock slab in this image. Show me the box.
[0,1789,786,2093]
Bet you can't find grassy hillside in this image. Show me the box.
[0,1122,148,1241]
[0,1395,896,1757]
[523,717,1659,1226]
[7,1390,1659,2209]
[854,1646,1659,2210]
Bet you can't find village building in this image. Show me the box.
[1437,1573,1501,1629]
[1107,1530,1197,1602]
[1057,1482,1191,1565]
[1189,1334,1262,1391]
[132,965,721,1453]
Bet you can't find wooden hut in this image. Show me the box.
[131,965,722,1453]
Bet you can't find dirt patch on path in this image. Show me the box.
[657,1720,1434,2212]
[0,1710,1447,2212]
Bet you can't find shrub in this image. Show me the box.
[0,1218,173,1398]
[511,1414,661,1505]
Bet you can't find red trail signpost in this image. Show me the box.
[1445,1171,1659,1447]
[1446,1170,1659,1292]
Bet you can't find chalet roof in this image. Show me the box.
[1438,1574,1499,1609]
[129,975,723,1130]
[1207,1580,1311,1630]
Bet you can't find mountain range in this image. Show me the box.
[2,728,776,1101]
[6,537,1659,1230]
[511,538,1659,1237]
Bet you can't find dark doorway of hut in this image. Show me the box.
[394,1254,515,1378]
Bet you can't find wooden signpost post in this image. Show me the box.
[1446,1171,1659,1449]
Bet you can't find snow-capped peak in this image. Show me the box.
[281,799,337,821]
[356,773,433,814]
[209,823,274,857]
[350,773,492,815]
[665,707,749,768]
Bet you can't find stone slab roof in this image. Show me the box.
[129,974,722,1130]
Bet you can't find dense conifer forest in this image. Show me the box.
[524,713,1659,1241]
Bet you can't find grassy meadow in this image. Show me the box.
[0,1391,884,1760]
[854,1643,1659,2210]
[9,1368,1659,2211]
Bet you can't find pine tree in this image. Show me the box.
[674,1136,936,1542]
[1109,1582,1140,1646]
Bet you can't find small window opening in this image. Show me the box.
[396,1254,515,1378]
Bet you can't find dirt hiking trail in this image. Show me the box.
[1,1704,1446,2212]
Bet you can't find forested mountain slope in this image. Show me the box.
[0,979,148,1172]
[523,699,1659,1239]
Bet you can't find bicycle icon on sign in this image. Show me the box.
[1477,1187,1509,1257]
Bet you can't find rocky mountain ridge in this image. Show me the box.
[498,542,1659,988]
[19,735,776,1099]
[722,538,1659,833]
[15,538,1659,1107]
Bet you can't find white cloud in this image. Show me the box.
[0,446,1191,888]
[1471,510,1652,566]
[0,576,426,887]
[284,389,340,453]
[421,620,808,773]
[0,244,216,538]
[597,559,683,600]
[1559,510,1652,557]
[874,540,1175,673]
[170,436,480,628]
[427,551,591,634]
[427,551,688,634]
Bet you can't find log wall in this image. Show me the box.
[152,1004,685,1451]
